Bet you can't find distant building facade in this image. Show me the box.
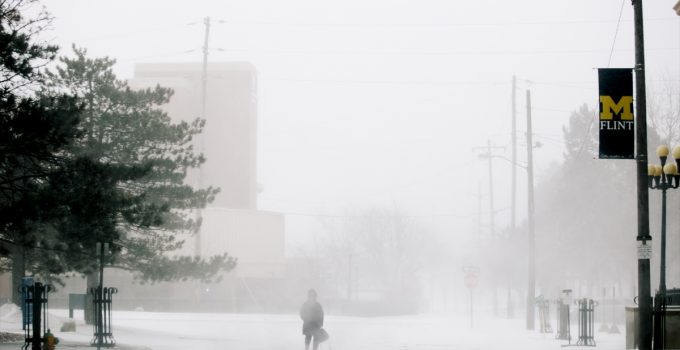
[130,62,258,210]
[128,61,285,276]
[111,62,286,311]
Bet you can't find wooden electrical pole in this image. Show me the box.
[525,89,536,330]
[486,140,497,240]
[511,76,517,240]
[473,141,504,316]
[201,16,210,128]
[195,16,211,257]
[508,75,517,319]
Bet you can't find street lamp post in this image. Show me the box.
[647,145,680,349]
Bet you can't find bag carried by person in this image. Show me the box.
[315,328,329,343]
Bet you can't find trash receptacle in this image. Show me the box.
[666,306,680,349]
[625,306,638,350]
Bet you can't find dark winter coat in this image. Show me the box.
[300,300,324,335]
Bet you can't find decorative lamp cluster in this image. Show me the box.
[648,145,680,189]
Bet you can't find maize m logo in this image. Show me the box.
[598,68,634,159]
[599,95,633,131]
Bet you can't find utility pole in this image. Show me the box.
[195,16,211,257]
[347,254,353,301]
[477,181,482,245]
[511,76,517,239]
[632,1,652,349]
[474,141,505,316]
[473,141,505,238]
[509,75,517,319]
[486,139,498,317]
[525,89,536,330]
[201,16,210,129]
[487,140,497,240]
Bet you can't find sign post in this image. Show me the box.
[466,273,478,328]
[463,266,480,328]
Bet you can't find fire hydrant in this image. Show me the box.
[44,328,59,350]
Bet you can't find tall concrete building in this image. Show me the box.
[129,62,285,281]
[130,62,258,210]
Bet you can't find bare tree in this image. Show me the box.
[313,207,436,313]
[648,74,680,145]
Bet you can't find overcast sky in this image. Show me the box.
[39,0,680,252]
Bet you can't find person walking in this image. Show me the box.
[300,289,324,350]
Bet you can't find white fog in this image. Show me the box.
[1,0,679,349]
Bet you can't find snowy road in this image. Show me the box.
[3,307,627,350]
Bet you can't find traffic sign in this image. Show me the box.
[465,273,478,288]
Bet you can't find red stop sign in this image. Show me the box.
[465,273,478,288]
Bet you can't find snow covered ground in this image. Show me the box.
[1,305,626,350]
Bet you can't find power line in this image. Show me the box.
[215,47,677,57]
[531,106,574,113]
[70,23,197,42]
[263,77,595,89]
[116,49,199,62]
[216,17,676,28]
[607,0,627,67]
[275,210,476,220]
[533,134,566,146]
[263,77,508,86]
[529,81,594,89]
[62,16,680,42]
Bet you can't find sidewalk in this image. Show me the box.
[0,331,150,350]
[0,303,150,350]
[1,307,626,350]
[0,341,149,350]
